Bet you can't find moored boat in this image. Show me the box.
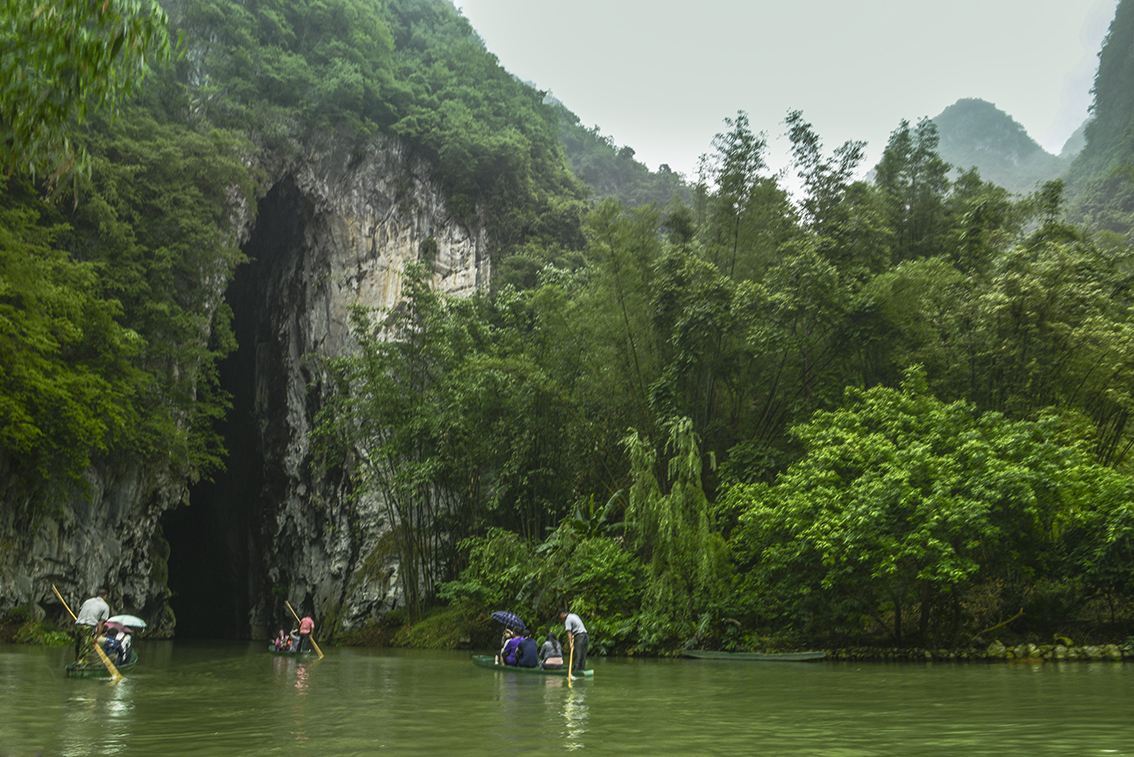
[66,648,139,678]
[684,649,827,662]
[471,655,594,677]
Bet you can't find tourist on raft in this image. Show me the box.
[498,628,523,666]
[273,628,289,652]
[515,632,540,668]
[103,625,133,665]
[539,631,564,670]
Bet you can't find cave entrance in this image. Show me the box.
[162,178,309,639]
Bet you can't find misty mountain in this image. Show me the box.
[932,98,1068,194]
[1060,119,1089,161]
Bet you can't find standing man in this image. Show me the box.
[558,607,589,674]
[73,588,110,661]
[297,612,315,653]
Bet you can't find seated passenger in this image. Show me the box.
[539,632,564,670]
[114,630,133,664]
[100,629,132,664]
[273,629,288,651]
[516,634,540,668]
[288,629,300,652]
[500,630,522,666]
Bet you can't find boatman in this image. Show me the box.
[73,587,110,661]
[297,613,315,653]
[558,607,589,674]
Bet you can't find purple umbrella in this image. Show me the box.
[490,610,527,632]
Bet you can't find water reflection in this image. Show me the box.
[59,678,134,756]
[562,683,589,750]
[294,662,310,693]
[6,644,1134,754]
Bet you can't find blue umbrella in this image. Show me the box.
[491,610,527,632]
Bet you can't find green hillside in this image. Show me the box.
[933,98,1066,194]
[1068,0,1134,234]
[549,99,690,207]
[0,0,589,507]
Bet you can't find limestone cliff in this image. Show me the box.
[232,135,488,638]
[3,134,487,638]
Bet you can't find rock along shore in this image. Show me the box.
[825,641,1131,662]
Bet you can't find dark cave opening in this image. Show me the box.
[162,178,308,639]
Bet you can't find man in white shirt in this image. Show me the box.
[558,607,589,674]
[73,588,110,661]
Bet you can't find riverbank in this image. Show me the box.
[0,607,68,646]
[827,640,1134,663]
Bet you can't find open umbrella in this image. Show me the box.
[107,614,147,631]
[490,610,527,633]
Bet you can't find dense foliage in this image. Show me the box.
[1,0,584,520]
[1,113,254,516]
[0,0,171,181]
[162,0,585,250]
[327,107,1134,650]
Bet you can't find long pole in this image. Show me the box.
[51,584,122,683]
[567,634,575,687]
[285,600,325,659]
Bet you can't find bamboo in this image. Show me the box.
[285,600,325,659]
[52,584,122,683]
[567,634,575,687]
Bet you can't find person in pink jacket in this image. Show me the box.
[297,614,315,653]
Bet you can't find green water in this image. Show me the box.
[3,642,1133,755]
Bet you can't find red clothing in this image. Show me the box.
[299,616,315,635]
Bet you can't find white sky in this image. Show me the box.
[452,0,1119,180]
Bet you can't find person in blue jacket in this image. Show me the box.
[515,633,540,668]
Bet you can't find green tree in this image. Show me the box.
[702,111,768,278]
[729,368,1122,645]
[0,0,170,180]
[875,119,952,262]
[624,417,723,645]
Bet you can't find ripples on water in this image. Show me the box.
[3,643,1134,754]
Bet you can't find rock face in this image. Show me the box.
[0,461,184,636]
[224,136,488,637]
[1,134,487,638]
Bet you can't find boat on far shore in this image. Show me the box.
[684,649,827,662]
[471,655,594,677]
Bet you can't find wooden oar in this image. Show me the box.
[285,600,325,659]
[52,584,123,683]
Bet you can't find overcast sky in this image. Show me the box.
[453,0,1119,180]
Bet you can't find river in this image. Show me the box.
[2,642,1133,754]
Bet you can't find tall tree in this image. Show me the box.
[875,119,952,262]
